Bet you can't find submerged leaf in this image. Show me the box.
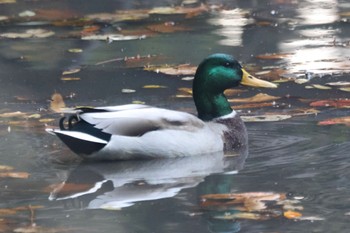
[242,114,292,122]
[214,212,263,220]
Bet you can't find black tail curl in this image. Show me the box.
[59,115,79,130]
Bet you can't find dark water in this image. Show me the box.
[0,0,350,232]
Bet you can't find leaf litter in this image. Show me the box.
[200,192,322,221]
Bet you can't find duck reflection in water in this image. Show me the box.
[49,144,248,210]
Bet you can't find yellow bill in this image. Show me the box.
[241,69,278,88]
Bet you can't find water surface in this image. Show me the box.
[0,0,350,232]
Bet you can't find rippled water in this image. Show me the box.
[0,0,350,232]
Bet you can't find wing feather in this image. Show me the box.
[79,106,204,136]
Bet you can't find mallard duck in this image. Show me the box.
[46,53,277,160]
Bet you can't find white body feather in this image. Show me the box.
[49,105,234,160]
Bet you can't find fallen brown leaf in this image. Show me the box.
[145,64,197,76]
[318,116,350,126]
[147,22,189,33]
[310,99,350,108]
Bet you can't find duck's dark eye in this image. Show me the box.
[223,62,231,67]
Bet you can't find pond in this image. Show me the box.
[0,0,350,232]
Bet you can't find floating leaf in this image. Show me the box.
[312,84,331,90]
[0,29,54,39]
[121,89,136,93]
[142,85,167,89]
[81,34,146,41]
[0,0,15,3]
[284,210,302,219]
[61,77,81,81]
[298,216,325,221]
[0,112,26,118]
[39,118,55,123]
[14,225,74,233]
[0,172,30,179]
[242,114,292,122]
[86,10,149,23]
[310,99,350,108]
[318,116,350,126]
[229,93,280,103]
[0,165,14,171]
[326,81,350,87]
[62,68,80,75]
[50,93,66,113]
[18,10,36,17]
[149,4,208,18]
[145,64,197,76]
[0,16,9,21]
[147,22,189,33]
[295,78,309,84]
[256,53,292,60]
[339,87,350,92]
[67,48,83,53]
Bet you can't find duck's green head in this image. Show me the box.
[193,53,277,121]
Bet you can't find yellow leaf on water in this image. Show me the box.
[39,118,55,123]
[312,84,332,90]
[0,0,16,3]
[62,68,80,75]
[142,85,167,89]
[61,77,81,81]
[284,210,302,219]
[339,87,350,92]
[68,48,83,53]
[50,93,66,113]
